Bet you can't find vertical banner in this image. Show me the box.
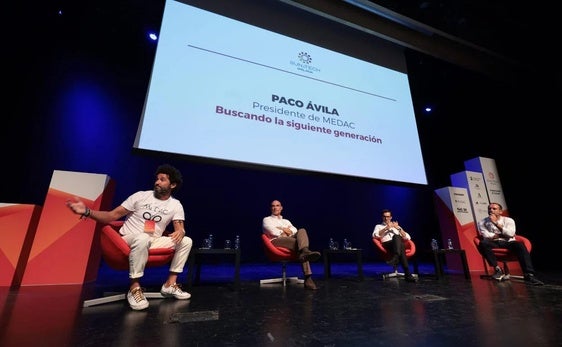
[20,170,115,286]
[434,186,484,272]
[450,171,490,223]
[0,204,42,287]
[464,157,508,215]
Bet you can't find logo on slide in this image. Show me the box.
[298,52,312,64]
[290,52,320,74]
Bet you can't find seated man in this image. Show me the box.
[66,164,193,310]
[262,200,321,290]
[477,202,543,285]
[372,209,417,282]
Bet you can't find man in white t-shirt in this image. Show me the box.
[66,164,193,310]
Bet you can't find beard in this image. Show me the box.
[154,185,171,198]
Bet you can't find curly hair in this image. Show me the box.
[155,164,183,191]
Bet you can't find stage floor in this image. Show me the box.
[1,262,561,347]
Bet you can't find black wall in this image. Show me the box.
[4,1,557,270]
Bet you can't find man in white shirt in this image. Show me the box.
[263,200,321,290]
[372,208,417,282]
[477,202,543,285]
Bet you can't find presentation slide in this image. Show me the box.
[134,0,428,185]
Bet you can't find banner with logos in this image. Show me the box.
[464,156,508,215]
[450,170,490,223]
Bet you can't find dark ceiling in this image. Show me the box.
[364,0,554,72]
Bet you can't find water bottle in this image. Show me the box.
[431,239,438,251]
[343,238,349,250]
[208,234,214,248]
[234,235,240,250]
[447,238,453,250]
[329,238,336,250]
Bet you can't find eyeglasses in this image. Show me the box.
[383,215,392,218]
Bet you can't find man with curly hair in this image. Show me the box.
[66,164,193,310]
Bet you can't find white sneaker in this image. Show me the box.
[127,287,149,310]
[160,283,191,300]
[491,267,504,281]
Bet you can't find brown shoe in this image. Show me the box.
[299,249,321,263]
[304,277,318,290]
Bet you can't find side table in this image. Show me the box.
[323,248,364,281]
[186,248,241,290]
[430,248,471,280]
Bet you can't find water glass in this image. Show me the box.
[224,239,232,249]
[202,238,211,249]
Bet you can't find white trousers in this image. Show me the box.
[121,232,193,279]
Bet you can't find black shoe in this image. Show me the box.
[524,273,544,286]
[405,274,418,282]
[299,249,321,263]
[385,254,399,266]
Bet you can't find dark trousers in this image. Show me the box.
[382,235,411,275]
[477,238,535,274]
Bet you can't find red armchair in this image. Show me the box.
[372,237,418,280]
[473,234,532,280]
[259,234,303,286]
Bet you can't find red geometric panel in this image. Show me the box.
[0,204,42,287]
[21,170,115,286]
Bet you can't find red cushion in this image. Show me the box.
[100,221,175,271]
[473,234,532,262]
[372,237,416,261]
[261,233,299,262]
